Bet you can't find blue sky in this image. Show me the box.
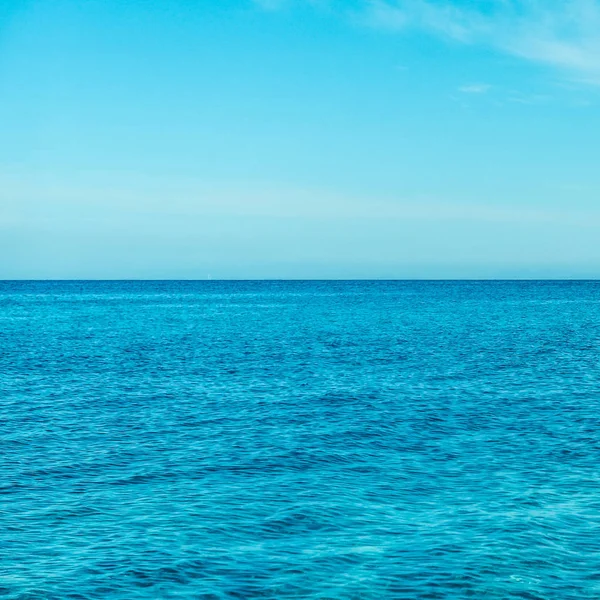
[2,0,600,278]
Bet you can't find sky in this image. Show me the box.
[2,0,600,279]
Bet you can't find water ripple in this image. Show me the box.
[1,281,600,598]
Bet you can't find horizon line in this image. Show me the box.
[2,279,600,283]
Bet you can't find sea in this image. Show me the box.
[2,280,600,599]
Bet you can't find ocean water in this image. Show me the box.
[2,280,600,599]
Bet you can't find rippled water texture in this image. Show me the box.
[2,281,600,599]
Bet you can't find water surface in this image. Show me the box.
[2,281,600,598]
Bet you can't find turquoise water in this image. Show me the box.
[2,281,600,599]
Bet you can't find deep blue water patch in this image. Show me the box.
[1,281,600,598]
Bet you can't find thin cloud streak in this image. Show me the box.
[364,0,600,85]
[3,171,600,227]
[459,83,492,94]
[253,0,600,85]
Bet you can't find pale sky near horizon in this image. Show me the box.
[2,0,600,279]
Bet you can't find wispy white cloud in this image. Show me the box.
[506,90,551,104]
[253,0,600,85]
[3,169,600,227]
[363,0,600,85]
[459,83,491,94]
